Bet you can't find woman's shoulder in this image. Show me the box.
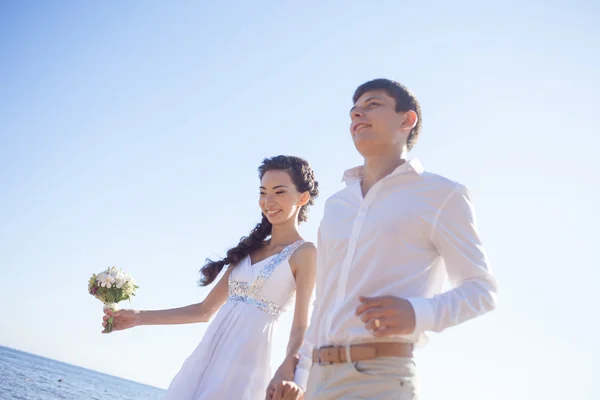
[289,241,316,263]
[297,240,316,251]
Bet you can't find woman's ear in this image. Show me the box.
[297,191,310,207]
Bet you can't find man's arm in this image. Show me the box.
[407,184,498,334]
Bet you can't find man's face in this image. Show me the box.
[349,90,411,157]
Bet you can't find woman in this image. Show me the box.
[102,155,319,399]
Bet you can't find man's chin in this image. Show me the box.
[353,140,389,157]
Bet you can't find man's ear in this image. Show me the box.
[403,110,418,130]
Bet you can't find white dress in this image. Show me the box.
[163,240,304,400]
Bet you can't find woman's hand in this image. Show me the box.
[102,309,140,333]
[265,356,298,399]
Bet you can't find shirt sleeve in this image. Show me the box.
[406,184,498,334]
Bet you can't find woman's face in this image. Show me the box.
[259,170,307,225]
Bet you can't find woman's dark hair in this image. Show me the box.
[198,155,319,286]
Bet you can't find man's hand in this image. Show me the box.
[355,295,416,336]
[266,380,304,400]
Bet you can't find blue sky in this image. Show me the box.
[1,1,598,399]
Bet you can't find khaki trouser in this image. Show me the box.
[305,356,419,400]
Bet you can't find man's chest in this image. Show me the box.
[319,188,441,253]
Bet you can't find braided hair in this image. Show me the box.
[199,155,319,286]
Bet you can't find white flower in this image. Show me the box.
[91,266,137,297]
[115,274,126,289]
[97,272,115,288]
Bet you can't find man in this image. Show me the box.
[270,78,498,400]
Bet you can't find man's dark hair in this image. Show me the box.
[353,78,422,151]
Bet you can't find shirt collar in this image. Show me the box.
[341,158,424,185]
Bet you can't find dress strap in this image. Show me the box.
[286,239,305,256]
[251,240,304,293]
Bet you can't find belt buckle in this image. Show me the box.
[318,346,335,365]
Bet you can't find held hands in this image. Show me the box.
[266,380,303,400]
[101,309,140,333]
[355,296,416,336]
[265,356,304,400]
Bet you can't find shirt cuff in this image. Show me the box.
[405,297,435,334]
[293,368,310,392]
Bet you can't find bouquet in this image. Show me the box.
[88,266,138,333]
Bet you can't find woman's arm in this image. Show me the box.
[284,243,317,361]
[265,243,317,397]
[103,267,232,331]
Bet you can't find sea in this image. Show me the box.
[0,346,165,400]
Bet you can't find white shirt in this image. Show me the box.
[294,159,498,390]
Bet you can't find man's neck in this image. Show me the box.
[361,151,407,196]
